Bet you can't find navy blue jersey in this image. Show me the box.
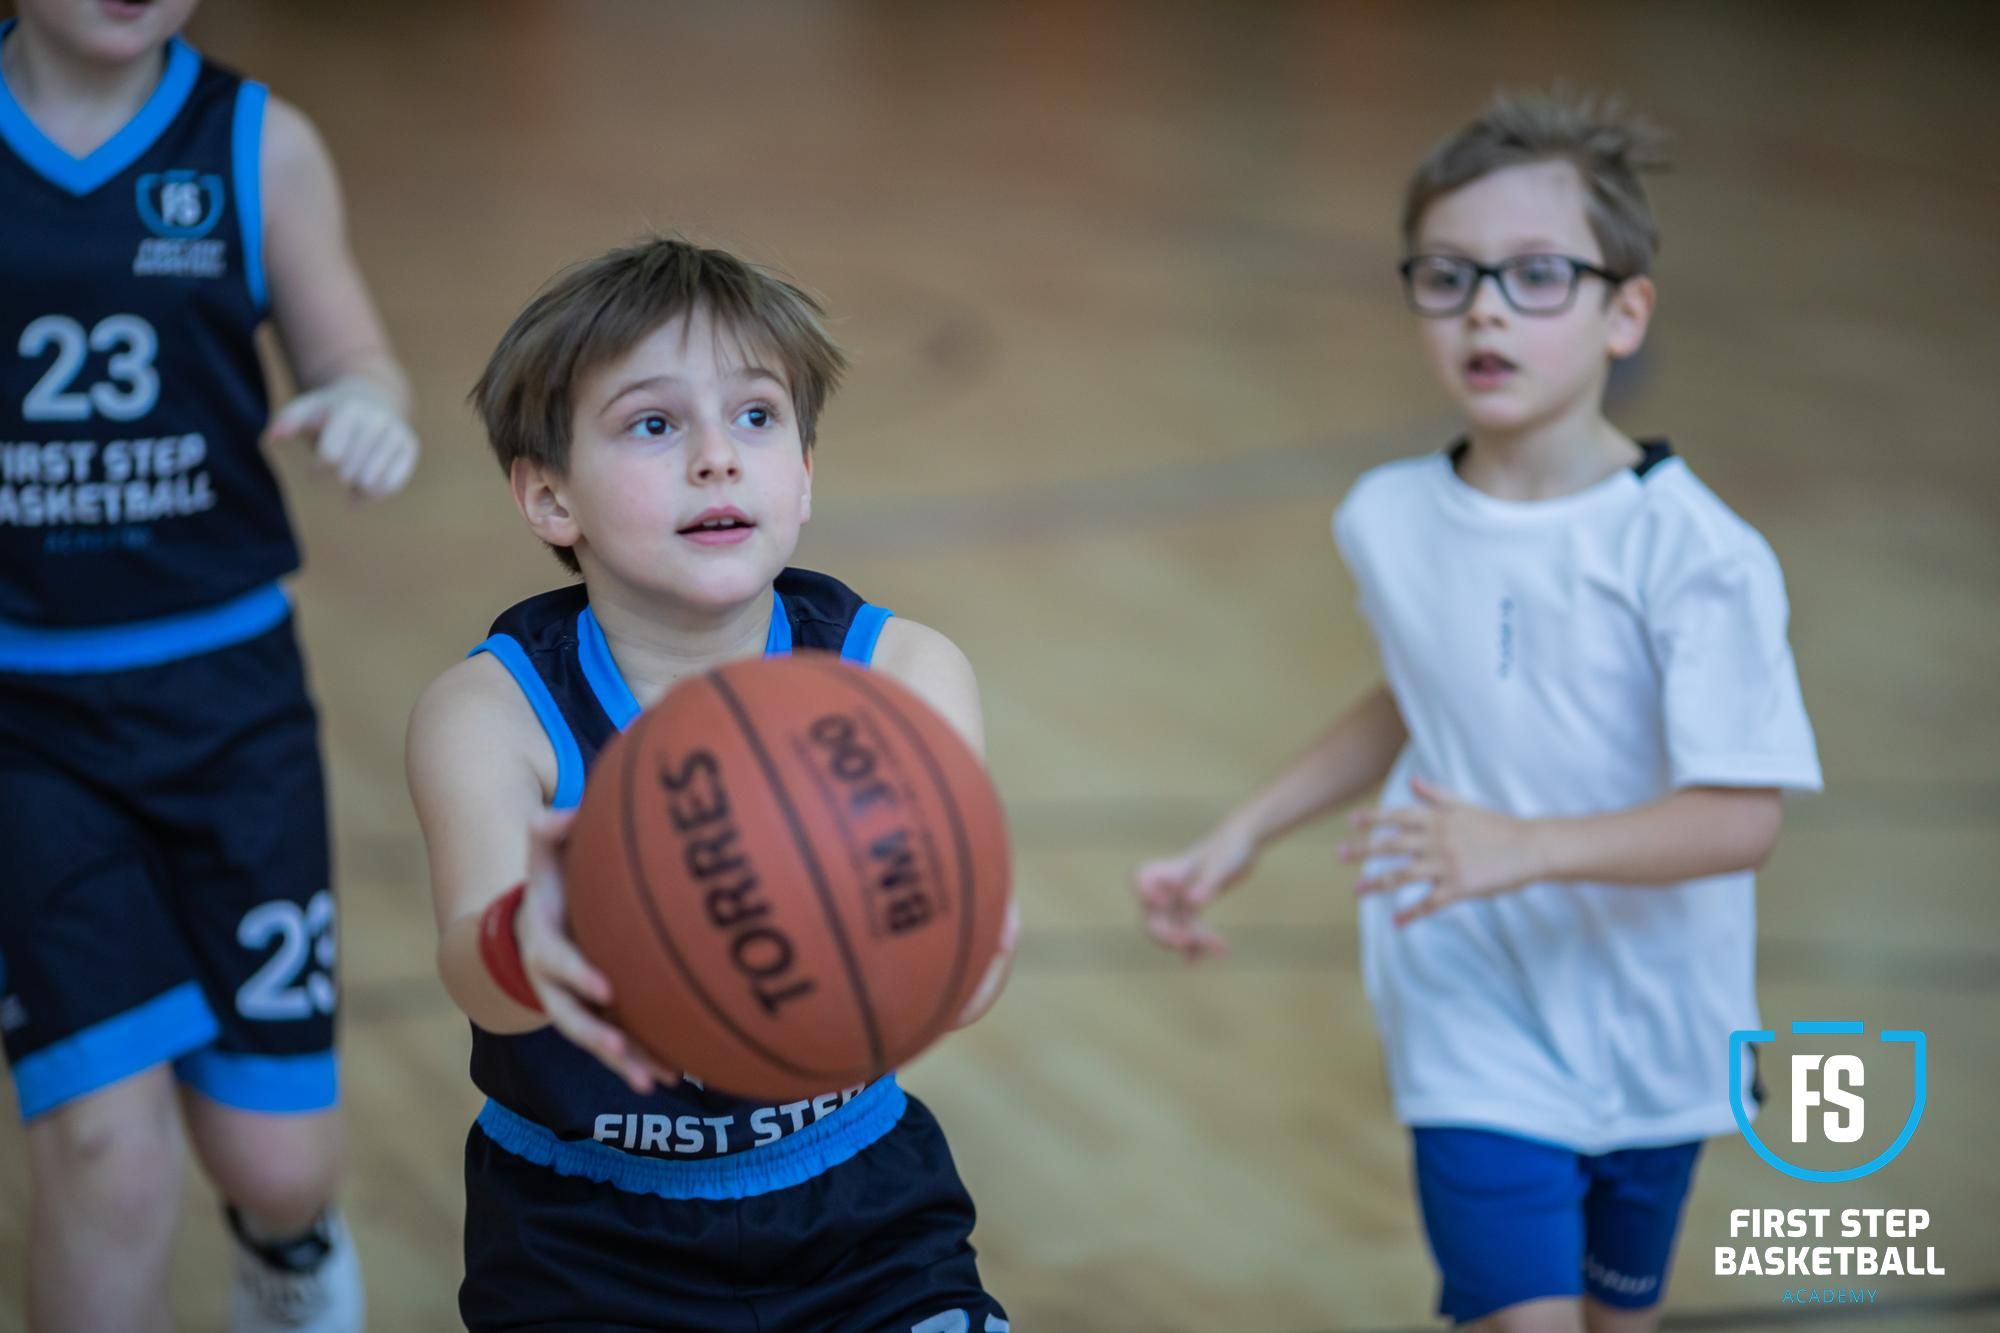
[468,569,906,1188]
[0,27,297,627]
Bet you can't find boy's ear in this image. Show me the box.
[798,446,814,525]
[1607,275,1656,360]
[510,457,580,556]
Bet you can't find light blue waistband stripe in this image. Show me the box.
[474,1076,907,1200]
[0,582,289,673]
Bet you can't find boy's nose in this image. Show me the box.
[687,425,742,482]
[1464,271,1510,324]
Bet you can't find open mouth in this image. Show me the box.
[1463,351,1518,388]
[677,510,756,545]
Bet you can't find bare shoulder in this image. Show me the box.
[872,617,977,694]
[258,94,334,188]
[871,617,984,754]
[405,652,554,800]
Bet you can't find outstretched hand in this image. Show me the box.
[264,382,417,500]
[1132,824,1259,963]
[1342,778,1544,927]
[517,807,680,1094]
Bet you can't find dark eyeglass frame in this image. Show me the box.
[1397,253,1629,317]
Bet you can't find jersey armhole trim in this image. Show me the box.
[231,80,269,313]
[840,604,894,666]
[468,634,585,810]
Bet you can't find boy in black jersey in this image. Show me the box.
[0,1,415,1329]
[406,237,1016,1331]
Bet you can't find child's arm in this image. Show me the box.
[1135,681,1408,961]
[1349,781,1784,927]
[1355,526,1817,928]
[257,96,418,499]
[872,618,1017,1029]
[405,657,672,1093]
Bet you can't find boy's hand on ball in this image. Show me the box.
[1132,823,1257,963]
[520,807,681,1094]
[954,901,1020,1029]
[1344,779,1543,927]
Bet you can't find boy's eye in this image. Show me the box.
[1417,262,1467,292]
[1513,257,1569,289]
[630,414,671,438]
[736,405,774,429]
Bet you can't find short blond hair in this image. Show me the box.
[471,238,847,572]
[1402,88,1669,276]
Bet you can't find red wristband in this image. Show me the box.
[478,882,543,1013]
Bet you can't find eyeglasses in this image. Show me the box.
[1398,254,1628,317]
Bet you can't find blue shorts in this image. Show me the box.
[1412,1127,1703,1324]
[0,614,336,1120]
[461,1094,1008,1332]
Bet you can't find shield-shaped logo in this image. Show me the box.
[1729,1020,1926,1183]
[136,170,225,239]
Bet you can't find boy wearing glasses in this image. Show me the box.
[1135,91,1820,1332]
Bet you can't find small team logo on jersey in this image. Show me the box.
[132,170,229,279]
[136,169,225,238]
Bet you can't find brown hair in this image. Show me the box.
[1402,88,1669,277]
[470,238,847,572]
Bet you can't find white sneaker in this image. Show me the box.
[226,1207,366,1333]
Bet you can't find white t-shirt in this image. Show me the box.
[1332,445,1821,1154]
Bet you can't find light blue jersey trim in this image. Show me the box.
[575,606,641,731]
[0,26,201,196]
[581,590,796,729]
[765,589,792,655]
[469,634,586,809]
[840,604,894,665]
[174,1047,337,1113]
[12,981,218,1121]
[0,582,289,674]
[230,81,268,311]
[474,1076,907,1200]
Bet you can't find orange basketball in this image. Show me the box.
[564,652,1012,1101]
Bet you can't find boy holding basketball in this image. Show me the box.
[406,237,1015,1331]
[1136,91,1820,1332]
[1,1,416,1329]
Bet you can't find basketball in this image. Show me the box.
[563,652,1012,1101]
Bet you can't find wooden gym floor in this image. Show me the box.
[0,2,1994,1328]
